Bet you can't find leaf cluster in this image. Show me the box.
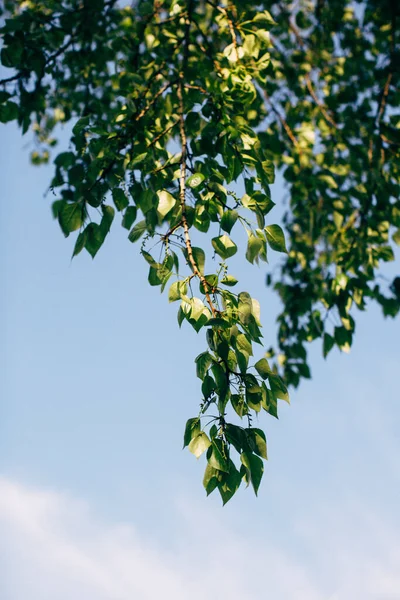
[1,0,399,501]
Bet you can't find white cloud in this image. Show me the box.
[0,477,321,600]
[295,499,400,600]
[0,477,399,600]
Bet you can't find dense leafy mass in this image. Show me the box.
[1,0,399,502]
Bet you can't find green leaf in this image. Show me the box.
[218,462,242,504]
[112,188,129,211]
[392,229,400,245]
[245,428,267,459]
[128,220,147,242]
[129,152,147,167]
[251,298,261,325]
[122,206,137,230]
[1,43,23,68]
[264,224,287,253]
[240,452,264,495]
[68,164,85,186]
[156,190,176,218]
[211,235,238,259]
[187,173,205,188]
[72,230,87,257]
[139,189,155,214]
[72,116,90,134]
[188,297,206,321]
[246,391,262,412]
[254,358,271,379]
[253,9,276,25]
[148,264,171,287]
[260,160,275,184]
[195,351,213,380]
[231,394,248,417]
[207,317,230,329]
[236,348,249,374]
[202,374,216,398]
[58,202,84,237]
[203,463,220,496]
[238,291,253,325]
[183,418,200,448]
[209,424,218,439]
[225,423,244,453]
[141,251,156,266]
[0,101,18,123]
[243,34,259,59]
[261,384,278,418]
[236,333,253,356]
[168,280,187,302]
[0,91,11,103]
[84,223,104,258]
[323,333,335,358]
[177,306,185,328]
[207,439,229,473]
[54,152,76,169]
[221,275,238,287]
[211,362,228,397]
[269,374,289,403]
[246,233,263,264]
[189,431,211,458]
[220,209,238,234]
[100,204,114,236]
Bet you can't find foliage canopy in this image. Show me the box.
[1,0,399,502]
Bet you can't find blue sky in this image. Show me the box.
[1,120,400,600]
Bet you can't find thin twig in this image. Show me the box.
[205,0,239,61]
[184,83,209,95]
[135,80,175,122]
[146,119,179,149]
[264,91,300,149]
[376,73,393,125]
[305,73,338,128]
[177,81,217,317]
[176,4,217,316]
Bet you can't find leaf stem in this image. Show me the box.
[177,81,217,318]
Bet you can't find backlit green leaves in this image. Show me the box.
[189,431,211,459]
[264,225,287,253]
[0,0,290,502]
[58,202,85,237]
[187,173,205,188]
[247,428,267,460]
[246,233,264,264]
[2,0,397,504]
[183,418,200,448]
[241,451,264,495]
[220,209,238,234]
[254,358,271,379]
[128,220,147,243]
[156,190,176,219]
[168,280,188,303]
[212,235,238,259]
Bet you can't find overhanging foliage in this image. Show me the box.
[1,0,399,502]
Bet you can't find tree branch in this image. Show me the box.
[263,91,300,149]
[305,74,338,128]
[177,81,217,317]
